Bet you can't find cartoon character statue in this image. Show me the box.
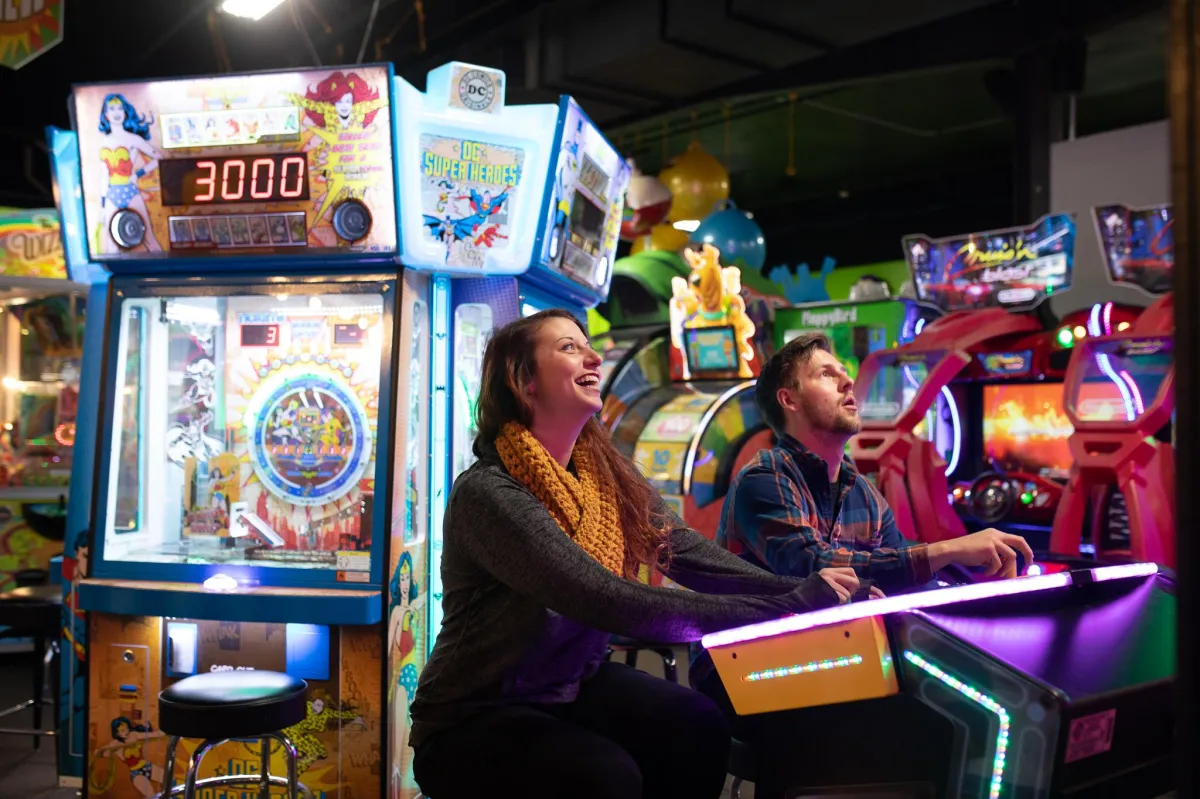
[619,160,672,241]
[669,244,757,379]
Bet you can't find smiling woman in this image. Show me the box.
[406,308,861,799]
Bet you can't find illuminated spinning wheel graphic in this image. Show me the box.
[246,372,373,506]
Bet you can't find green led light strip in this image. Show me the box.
[903,650,1010,799]
[743,654,863,683]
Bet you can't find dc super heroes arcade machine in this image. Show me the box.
[388,61,627,794]
[60,64,403,799]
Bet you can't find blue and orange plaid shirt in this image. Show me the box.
[716,434,933,594]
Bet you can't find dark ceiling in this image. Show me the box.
[0,0,1169,269]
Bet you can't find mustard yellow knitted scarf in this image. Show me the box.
[494,422,626,577]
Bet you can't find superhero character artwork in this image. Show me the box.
[418,134,525,268]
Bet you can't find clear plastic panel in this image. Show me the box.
[102,290,385,570]
[1069,336,1173,424]
[451,303,494,480]
[858,351,944,424]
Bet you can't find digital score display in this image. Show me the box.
[333,324,366,346]
[241,324,280,347]
[160,154,310,207]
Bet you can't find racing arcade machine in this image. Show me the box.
[852,215,1144,565]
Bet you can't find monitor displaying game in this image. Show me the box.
[904,214,1076,313]
[1093,203,1173,295]
[684,326,739,375]
[1069,336,1173,424]
[982,383,1074,480]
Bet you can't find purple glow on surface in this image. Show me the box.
[1027,563,1044,576]
[1117,370,1146,415]
[702,573,1073,649]
[1090,303,1137,423]
[1092,562,1158,582]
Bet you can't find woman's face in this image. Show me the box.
[527,316,603,423]
[106,100,125,127]
[336,92,354,120]
[399,567,411,598]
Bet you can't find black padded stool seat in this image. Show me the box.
[159,671,307,742]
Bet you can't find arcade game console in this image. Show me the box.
[594,251,689,431]
[58,64,403,799]
[851,215,1149,562]
[703,562,1175,798]
[0,209,87,601]
[391,63,626,795]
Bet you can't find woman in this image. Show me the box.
[410,309,863,799]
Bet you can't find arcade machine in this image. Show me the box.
[608,243,764,541]
[390,63,626,794]
[851,214,1148,562]
[47,124,113,786]
[0,209,86,604]
[1046,203,1176,569]
[703,562,1175,797]
[60,65,402,799]
[595,251,689,431]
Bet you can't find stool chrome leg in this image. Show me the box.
[259,737,272,799]
[730,777,743,798]
[267,731,303,799]
[161,735,180,798]
[182,739,220,799]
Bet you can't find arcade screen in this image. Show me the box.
[0,292,85,489]
[1070,336,1172,424]
[568,190,605,257]
[684,326,738,374]
[982,383,1073,480]
[99,289,385,572]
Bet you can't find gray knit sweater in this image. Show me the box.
[408,442,840,747]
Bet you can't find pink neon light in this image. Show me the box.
[1103,302,1113,336]
[1117,370,1146,415]
[702,573,1073,649]
[1091,562,1158,582]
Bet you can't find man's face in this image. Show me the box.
[780,348,861,437]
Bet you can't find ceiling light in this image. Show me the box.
[219,0,286,21]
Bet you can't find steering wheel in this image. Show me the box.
[967,471,1015,524]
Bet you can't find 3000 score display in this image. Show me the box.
[160,154,311,206]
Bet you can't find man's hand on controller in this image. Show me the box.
[928,529,1035,577]
[817,568,887,604]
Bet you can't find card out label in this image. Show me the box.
[1064,708,1117,763]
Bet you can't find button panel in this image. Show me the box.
[168,212,307,250]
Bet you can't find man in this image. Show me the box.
[717,331,1034,594]
[690,332,1035,748]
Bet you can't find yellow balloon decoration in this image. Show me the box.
[629,223,691,255]
[658,141,731,223]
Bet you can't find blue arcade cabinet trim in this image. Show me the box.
[518,280,586,324]
[47,124,110,788]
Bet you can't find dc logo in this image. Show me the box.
[458,70,495,111]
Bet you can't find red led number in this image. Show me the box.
[281,156,305,198]
[194,161,217,202]
[266,325,279,345]
[221,160,246,201]
[250,158,275,200]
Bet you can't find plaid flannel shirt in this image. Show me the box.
[716,434,932,594]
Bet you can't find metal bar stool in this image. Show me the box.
[605,635,679,683]
[0,582,61,748]
[154,670,313,799]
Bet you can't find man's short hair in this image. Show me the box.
[756,332,833,436]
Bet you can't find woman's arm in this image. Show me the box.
[653,495,803,596]
[449,467,840,643]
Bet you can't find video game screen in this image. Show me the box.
[569,190,606,256]
[982,383,1074,480]
[1093,203,1173,294]
[1070,336,1173,424]
[684,326,739,374]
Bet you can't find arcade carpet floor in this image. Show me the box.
[0,650,1177,799]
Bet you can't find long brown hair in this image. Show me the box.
[474,309,670,578]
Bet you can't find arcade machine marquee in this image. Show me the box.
[66,66,400,799]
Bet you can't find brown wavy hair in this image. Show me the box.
[474,309,670,578]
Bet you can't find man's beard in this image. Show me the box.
[804,395,861,435]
